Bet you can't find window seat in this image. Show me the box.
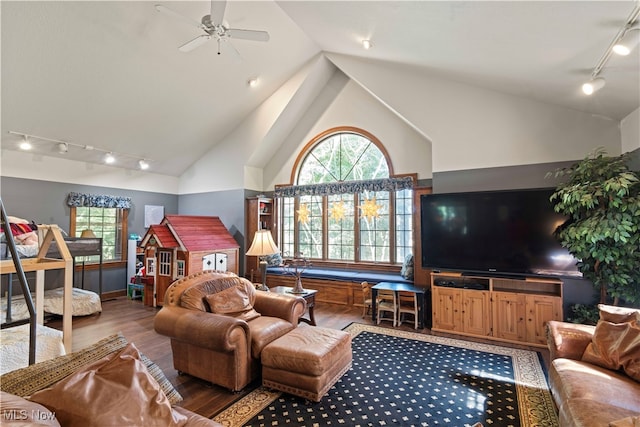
[266,266,411,285]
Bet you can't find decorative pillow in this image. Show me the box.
[0,391,60,426]
[400,253,414,280]
[205,285,261,322]
[581,319,640,381]
[598,304,640,324]
[29,343,184,427]
[0,333,182,405]
[265,252,283,267]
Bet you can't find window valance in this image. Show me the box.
[274,176,414,198]
[67,192,132,209]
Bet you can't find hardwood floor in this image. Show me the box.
[47,296,550,419]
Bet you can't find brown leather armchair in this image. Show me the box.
[154,271,306,392]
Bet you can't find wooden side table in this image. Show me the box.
[270,286,317,326]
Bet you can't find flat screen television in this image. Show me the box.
[420,188,581,278]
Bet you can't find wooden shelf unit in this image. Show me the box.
[431,271,562,347]
[245,197,275,279]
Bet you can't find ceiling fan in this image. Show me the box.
[155,0,269,57]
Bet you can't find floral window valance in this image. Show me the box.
[274,176,414,198]
[67,192,132,209]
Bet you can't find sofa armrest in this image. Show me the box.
[546,320,596,361]
[154,306,250,352]
[253,291,306,324]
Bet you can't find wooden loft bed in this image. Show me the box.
[1,221,74,355]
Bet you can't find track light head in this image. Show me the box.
[19,136,32,151]
[104,152,116,164]
[613,26,640,56]
[582,77,606,95]
[57,142,68,153]
[138,159,149,170]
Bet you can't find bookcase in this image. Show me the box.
[245,197,275,279]
[431,271,563,347]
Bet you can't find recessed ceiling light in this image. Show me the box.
[362,40,372,50]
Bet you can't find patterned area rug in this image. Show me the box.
[213,323,558,427]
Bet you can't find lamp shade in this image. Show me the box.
[246,230,279,256]
[80,229,96,238]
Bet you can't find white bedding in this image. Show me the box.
[0,324,65,374]
[1,287,102,324]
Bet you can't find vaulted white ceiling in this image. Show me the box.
[2,1,639,177]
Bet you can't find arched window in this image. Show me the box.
[277,127,414,266]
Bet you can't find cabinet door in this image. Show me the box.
[492,291,526,342]
[526,294,562,345]
[432,287,461,331]
[462,290,491,336]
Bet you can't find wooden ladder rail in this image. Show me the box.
[0,197,38,365]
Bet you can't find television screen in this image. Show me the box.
[420,188,581,278]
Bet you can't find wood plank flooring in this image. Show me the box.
[47,296,549,419]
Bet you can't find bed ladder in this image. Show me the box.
[0,197,38,364]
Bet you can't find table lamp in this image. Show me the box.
[246,229,279,291]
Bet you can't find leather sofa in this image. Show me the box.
[546,305,640,427]
[154,271,306,391]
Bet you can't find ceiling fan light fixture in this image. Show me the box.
[613,27,640,56]
[582,77,606,95]
[19,136,32,151]
[362,39,372,50]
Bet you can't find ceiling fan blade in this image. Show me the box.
[178,35,212,52]
[226,28,270,42]
[219,39,242,63]
[211,0,227,27]
[155,4,204,30]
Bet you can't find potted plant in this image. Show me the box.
[549,148,640,306]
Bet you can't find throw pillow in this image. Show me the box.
[0,391,60,426]
[205,285,261,322]
[29,343,186,427]
[0,333,182,405]
[400,253,414,280]
[265,252,283,267]
[598,304,640,324]
[581,319,640,381]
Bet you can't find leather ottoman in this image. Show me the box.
[261,326,352,402]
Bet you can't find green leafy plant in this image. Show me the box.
[567,303,600,325]
[549,148,640,305]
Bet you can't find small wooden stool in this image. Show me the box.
[261,326,352,402]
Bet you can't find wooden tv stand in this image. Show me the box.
[431,271,563,347]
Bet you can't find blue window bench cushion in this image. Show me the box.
[265,266,412,285]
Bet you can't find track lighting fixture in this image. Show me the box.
[581,5,639,96]
[19,136,32,151]
[247,77,258,87]
[362,39,372,50]
[8,130,152,171]
[613,25,640,56]
[582,78,606,95]
[103,153,116,164]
